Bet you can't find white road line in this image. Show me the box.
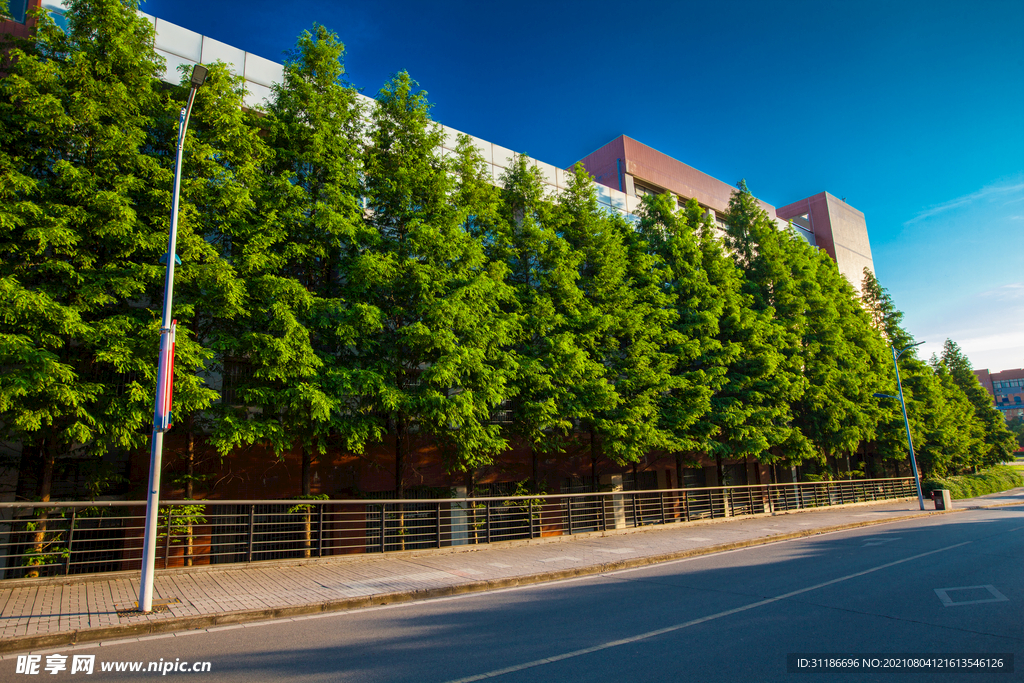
[441,541,971,683]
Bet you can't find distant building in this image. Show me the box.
[578,136,874,291]
[974,368,1024,420]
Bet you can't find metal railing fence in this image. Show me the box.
[0,477,914,580]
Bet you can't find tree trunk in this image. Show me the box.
[466,469,477,545]
[301,441,313,558]
[675,453,684,489]
[26,439,54,578]
[185,416,195,566]
[531,447,539,494]
[14,441,38,503]
[395,419,406,550]
[302,442,312,497]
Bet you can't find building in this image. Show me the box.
[2,3,876,499]
[5,2,874,292]
[578,136,874,290]
[973,368,1024,420]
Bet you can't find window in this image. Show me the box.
[221,358,254,406]
[488,398,515,424]
[633,182,658,198]
[7,0,28,23]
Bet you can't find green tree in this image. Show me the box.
[1006,416,1024,450]
[915,356,984,476]
[860,269,952,477]
[794,249,887,475]
[635,194,723,479]
[724,181,811,468]
[357,72,516,496]
[0,0,231,573]
[0,0,209,505]
[940,339,1017,468]
[489,155,603,491]
[559,165,673,476]
[208,26,374,499]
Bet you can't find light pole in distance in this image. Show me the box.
[873,340,926,511]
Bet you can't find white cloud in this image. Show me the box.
[904,178,1024,226]
[908,282,1024,372]
[979,283,1024,300]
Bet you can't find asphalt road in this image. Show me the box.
[13,506,1022,682]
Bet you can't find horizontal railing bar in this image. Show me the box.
[0,479,915,509]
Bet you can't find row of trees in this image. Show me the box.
[1,1,1016,504]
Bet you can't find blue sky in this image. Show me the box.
[143,0,1024,373]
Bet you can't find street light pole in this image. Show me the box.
[891,341,926,511]
[138,65,208,613]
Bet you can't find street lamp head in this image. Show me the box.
[894,340,926,360]
[873,393,897,399]
[190,64,209,88]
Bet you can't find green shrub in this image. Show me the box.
[922,465,1024,499]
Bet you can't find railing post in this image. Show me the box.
[317,504,325,558]
[601,494,607,531]
[380,504,386,553]
[63,509,76,576]
[485,500,491,544]
[436,502,442,549]
[766,485,773,514]
[164,508,172,569]
[632,493,638,527]
[683,491,690,522]
[247,504,255,563]
[566,496,573,535]
[529,498,535,539]
[659,492,666,526]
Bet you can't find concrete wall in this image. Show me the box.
[777,191,874,292]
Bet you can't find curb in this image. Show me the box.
[2,498,1020,656]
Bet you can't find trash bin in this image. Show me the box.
[932,489,952,510]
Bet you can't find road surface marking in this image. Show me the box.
[442,541,971,683]
[934,585,1008,607]
[861,537,901,547]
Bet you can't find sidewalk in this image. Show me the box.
[2,488,1022,655]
